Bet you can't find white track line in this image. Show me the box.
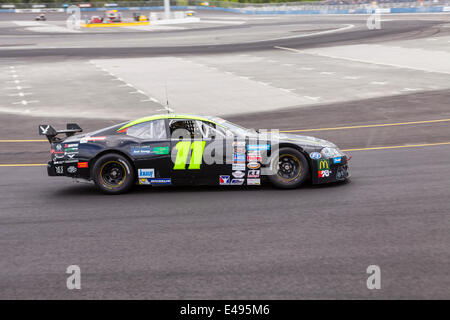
[371,81,388,85]
[8,92,32,97]
[303,96,321,101]
[12,100,38,105]
[268,24,355,42]
[277,45,450,75]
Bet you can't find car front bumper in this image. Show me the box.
[311,156,350,185]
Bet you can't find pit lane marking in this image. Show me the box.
[280,118,450,133]
[342,141,450,152]
[0,164,46,167]
[0,140,46,142]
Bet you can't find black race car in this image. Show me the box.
[39,114,350,194]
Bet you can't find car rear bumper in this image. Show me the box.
[47,161,90,179]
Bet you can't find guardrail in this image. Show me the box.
[1,0,450,14]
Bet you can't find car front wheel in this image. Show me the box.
[267,147,309,189]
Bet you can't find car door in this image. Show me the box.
[124,119,172,185]
[168,118,229,185]
[197,120,235,185]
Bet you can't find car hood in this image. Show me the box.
[267,133,336,148]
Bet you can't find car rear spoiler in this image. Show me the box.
[38,123,83,143]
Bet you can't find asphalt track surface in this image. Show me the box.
[1,11,450,299]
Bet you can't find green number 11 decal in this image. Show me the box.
[173,141,206,170]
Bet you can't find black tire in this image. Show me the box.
[92,153,135,194]
[267,147,309,189]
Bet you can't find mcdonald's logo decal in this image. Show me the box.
[318,159,329,170]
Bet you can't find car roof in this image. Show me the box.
[117,114,221,131]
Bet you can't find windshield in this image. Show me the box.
[213,118,258,137]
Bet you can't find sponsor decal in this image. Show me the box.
[66,153,77,159]
[131,145,150,155]
[247,155,262,162]
[65,159,79,164]
[233,141,246,147]
[232,154,246,163]
[77,162,88,168]
[65,148,78,152]
[231,178,244,185]
[138,168,155,178]
[39,125,50,135]
[55,144,63,151]
[333,157,342,164]
[219,175,230,185]
[232,164,246,171]
[64,143,79,148]
[234,146,246,154]
[247,178,261,185]
[247,144,270,151]
[51,149,64,155]
[131,145,170,156]
[318,170,331,178]
[149,178,171,185]
[88,136,106,141]
[55,166,64,174]
[80,136,106,144]
[152,146,170,155]
[139,178,151,185]
[318,159,330,170]
[67,166,77,174]
[248,170,260,178]
[232,171,245,178]
[247,162,261,169]
[310,152,321,160]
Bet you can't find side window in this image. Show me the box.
[198,121,229,139]
[126,120,167,140]
[169,119,202,139]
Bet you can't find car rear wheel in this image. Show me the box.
[268,147,309,189]
[92,153,135,194]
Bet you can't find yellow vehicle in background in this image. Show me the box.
[133,12,149,22]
